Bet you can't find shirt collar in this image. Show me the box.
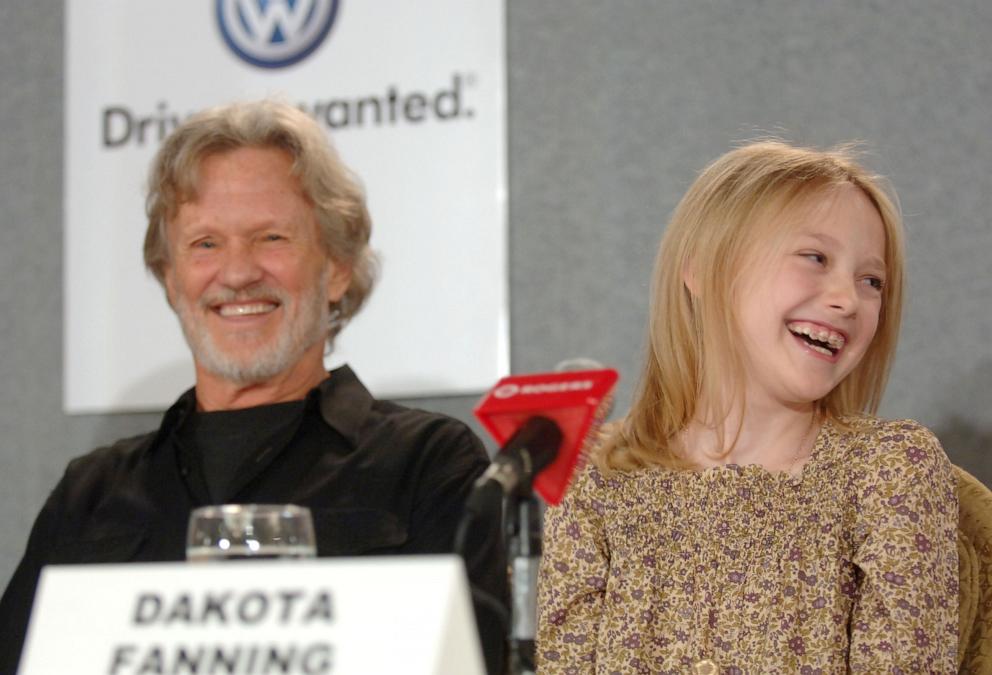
[315,364,375,447]
[152,364,374,448]
[153,386,197,448]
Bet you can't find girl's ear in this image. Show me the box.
[683,261,700,297]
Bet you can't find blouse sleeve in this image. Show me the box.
[536,462,610,673]
[848,421,959,673]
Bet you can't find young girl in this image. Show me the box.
[536,141,958,673]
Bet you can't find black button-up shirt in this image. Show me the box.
[0,365,507,673]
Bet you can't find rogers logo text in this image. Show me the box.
[493,384,519,399]
[216,0,340,69]
[492,380,594,399]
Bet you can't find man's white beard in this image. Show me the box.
[172,273,331,385]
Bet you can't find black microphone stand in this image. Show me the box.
[461,416,561,675]
[506,490,542,675]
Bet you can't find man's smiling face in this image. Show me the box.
[163,146,350,385]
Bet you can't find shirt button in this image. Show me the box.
[693,659,718,675]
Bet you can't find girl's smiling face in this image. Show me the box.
[734,183,888,411]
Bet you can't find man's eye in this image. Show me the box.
[193,240,216,249]
[264,233,286,242]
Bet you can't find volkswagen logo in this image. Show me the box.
[216,0,340,69]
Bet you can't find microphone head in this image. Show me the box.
[474,366,618,504]
[500,416,564,485]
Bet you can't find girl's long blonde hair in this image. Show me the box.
[597,141,905,472]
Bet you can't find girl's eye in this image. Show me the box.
[862,276,885,291]
[801,251,826,265]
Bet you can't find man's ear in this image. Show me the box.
[161,267,177,310]
[325,261,352,303]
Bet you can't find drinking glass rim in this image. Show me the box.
[190,503,312,519]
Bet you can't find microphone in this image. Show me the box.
[471,416,563,498]
[467,361,618,674]
[473,362,618,505]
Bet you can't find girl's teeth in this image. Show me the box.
[808,343,833,357]
[786,322,846,350]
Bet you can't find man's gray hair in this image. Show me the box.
[144,99,377,343]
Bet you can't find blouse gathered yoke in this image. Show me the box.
[536,416,959,674]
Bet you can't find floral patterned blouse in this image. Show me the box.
[537,417,959,674]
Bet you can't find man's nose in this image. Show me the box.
[217,241,264,288]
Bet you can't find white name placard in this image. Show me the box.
[19,556,484,675]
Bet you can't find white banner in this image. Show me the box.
[20,556,484,675]
[64,0,507,412]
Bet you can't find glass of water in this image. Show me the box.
[186,504,317,561]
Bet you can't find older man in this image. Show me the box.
[0,101,506,673]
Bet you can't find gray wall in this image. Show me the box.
[1,1,989,587]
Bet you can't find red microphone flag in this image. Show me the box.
[474,368,618,505]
